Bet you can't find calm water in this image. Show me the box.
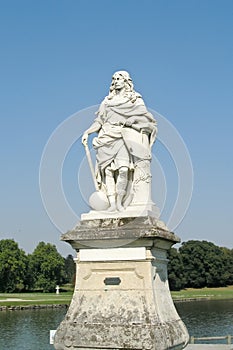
[0,307,66,350]
[176,299,233,343]
[0,300,233,349]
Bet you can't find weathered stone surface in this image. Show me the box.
[62,216,179,250]
[54,217,189,350]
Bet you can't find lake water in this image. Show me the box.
[175,299,233,344]
[0,300,233,349]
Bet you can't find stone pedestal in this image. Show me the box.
[54,217,189,350]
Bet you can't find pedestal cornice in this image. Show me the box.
[61,216,180,250]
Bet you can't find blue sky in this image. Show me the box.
[0,0,232,256]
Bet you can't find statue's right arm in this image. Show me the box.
[82,121,101,146]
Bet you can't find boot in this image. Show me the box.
[116,194,125,212]
[107,195,117,212]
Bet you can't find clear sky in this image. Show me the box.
[0,0,232,256]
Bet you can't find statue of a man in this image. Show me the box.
[82,71,157,212]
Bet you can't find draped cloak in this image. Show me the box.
[92,94,157,175]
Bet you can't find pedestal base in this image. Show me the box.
[81,202,160,222]
[54,217,189,350]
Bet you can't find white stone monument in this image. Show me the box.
[53,71,189,350]
[81,71,159,220]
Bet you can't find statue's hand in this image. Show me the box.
[125,118,135,127]
[82,133,88,146]
[125,120,132,127]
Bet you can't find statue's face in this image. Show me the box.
[112,73,125,90]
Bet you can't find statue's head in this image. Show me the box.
[112,70,132,83]
[108,70,135,99]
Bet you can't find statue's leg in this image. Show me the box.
[105,166,116,211]
[116,166,128,211]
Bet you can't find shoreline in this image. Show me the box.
[174,297,212,302]
[0,303,69,311]
[1,286,233,311]
[1,296,233,311]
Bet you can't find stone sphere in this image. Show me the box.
[89,191,109,211]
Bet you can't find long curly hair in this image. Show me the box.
[107,71,138,102]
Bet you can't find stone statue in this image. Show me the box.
[82,71,157,212]
[54,71,189,350]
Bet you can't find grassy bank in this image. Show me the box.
[171,285,233,301]
[1,286,233,308]
[0,292,73,307]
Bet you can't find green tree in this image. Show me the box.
[220,247,233,285]
[64,254,75,284]
[167,247,186,291]
[0,239,29,292]
[29,242,65,292]
[179,240,227,288]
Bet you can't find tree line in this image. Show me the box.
[0,239,232,292]
[0,239,75,292]
[168,240,233,290]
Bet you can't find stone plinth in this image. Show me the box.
[54,217,189,350]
